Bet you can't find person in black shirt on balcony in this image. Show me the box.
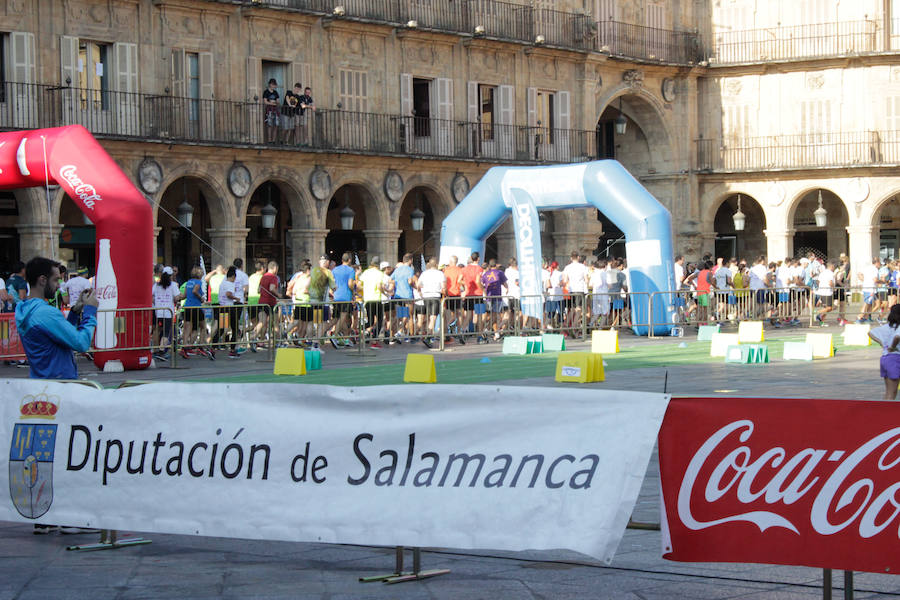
[262,78,280,144]
[298,86,315,147]
[281,83,302,146]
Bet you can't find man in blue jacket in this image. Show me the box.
[15,256,98,380]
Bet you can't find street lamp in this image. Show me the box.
[732,194,746,231]
[814,190,828,227]
[340,205,355,230]
[614,96,627,135]
[410,207,425,231]
[260,184,277,229]
[177,179,194,228]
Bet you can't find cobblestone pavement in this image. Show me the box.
[0,328,894,599]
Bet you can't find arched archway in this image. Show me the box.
[872,191,900,260]
[156,176,218,278]
[710,193,767,261]
[595,89,676,176]
[326,184,375,264]
[245,181,293,273]
[398,186,439,263]
[788,188,848,259]
[58,194,96,270]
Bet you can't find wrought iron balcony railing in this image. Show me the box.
[696,131,900,172]
[711,20,877,65]
[236,0,699,63]
[596,21,704,64]
[0,82,601,165]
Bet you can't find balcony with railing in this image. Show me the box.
[696,131,900,172]
[711,20,878,65]
[231,0,700,63]
[1,82,600,165]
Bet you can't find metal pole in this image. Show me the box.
[843,571,853,600]
[823,568,832,600]
[438,298,445,352]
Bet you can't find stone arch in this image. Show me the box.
[17,187,52,224]
[239,170,317,229]
[700,190,768,233]
[328,177,388,231]
[152,166,232,227]
[594,84,677,173]
[867,189,900,228]
[786,186,850,259]
[400,174,455,225]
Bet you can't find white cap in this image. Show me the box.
[162,266,174,275]
[379,261,390,270]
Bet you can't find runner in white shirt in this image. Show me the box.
[590,258,610,327]
[150,267,183,359]
[416,258,445,347]
[562,253,589,333]
[859,258,881,322]
[64,269,93,308]
[815,261,836,325]
[748,257,770,319]
[504,259,521,330]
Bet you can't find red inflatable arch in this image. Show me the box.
[0,125,152,370]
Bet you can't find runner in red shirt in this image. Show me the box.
[443,255,464,344]
[460,252,484,341]
[255,261,283,343]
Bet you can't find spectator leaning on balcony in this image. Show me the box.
[263,78,280,144]
[281,83,301,145]
[298,86,315,146]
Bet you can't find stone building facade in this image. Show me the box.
[3,0,895,280]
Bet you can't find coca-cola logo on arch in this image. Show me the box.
[660,397,900,574]
[58,165,102,209]
[94,285,117,301]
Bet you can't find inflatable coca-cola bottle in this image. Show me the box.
[94,238,118,349]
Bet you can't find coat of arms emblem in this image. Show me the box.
[9,390,59,519]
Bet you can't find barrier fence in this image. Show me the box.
[1,286,893,365]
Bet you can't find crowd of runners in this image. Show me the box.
[3,248,898,364]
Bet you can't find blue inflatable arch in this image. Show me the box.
[439,161,675,336]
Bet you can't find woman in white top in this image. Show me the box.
[590,259,610,327]
[151,267,183,355]
[869,304,900,400]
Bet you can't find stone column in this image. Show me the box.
[207,228,250,268]
[364,229,402,263]
[699,230,717,258]
[763,228,795,262]
[289,228,329,264]
[17,223,63,262]
[846,225,876,278]
[493,232,516,263]
[152,226,162,263]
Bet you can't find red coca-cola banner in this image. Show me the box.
[660,397,900,575]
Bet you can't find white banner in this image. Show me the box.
[2,381,668,562]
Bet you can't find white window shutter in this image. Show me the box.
[437,77,453,120]
[498,84,514,125]
[11,32,35,84]
[527,87,537,127]
[171,49,186,97]
[556,90,570,130]
[113,42,138,93]
[400,73,413,116]
[60,35,78,87]
[246,56,261,102]
[291,62,311,90]
[199,52,214,99]
[467,81,478,122]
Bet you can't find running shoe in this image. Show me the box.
[179,348,190,360]
[33,525,58,535]
[370,342,383,349]
[456,335,466,345]
[249,342,258,353]
[228,350,240,359]
[330,338,339,349]
[422,337,432,349]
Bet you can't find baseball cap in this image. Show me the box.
[379,261,390,270]
[76,267,88,276]
[162,266,174,275]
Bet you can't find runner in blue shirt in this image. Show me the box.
[180,267,212,359]
[391,254,415,343]
[331,253,356,348]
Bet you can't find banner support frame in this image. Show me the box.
[359,546,450,584]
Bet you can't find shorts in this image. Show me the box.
[881,353,900,379]
[464,297,482,311]
[506,298,519,312]
[726,293,737,305]
[311,306,329,323]
[414,303,426,315]
[334,301,354,315]
[816,294,833,307]
[612,298,625,310]
[424,298,440,317]
[156,317,173,340]
[569,293,584,308]
[697,293,709,307]
[864,292,876,305]
[445,296,461,311]
[545,300,561,316]
[395,305,410,319]
[755,290,768,305]
[248,305,261,321]
[293,305,313,322]
[878,291,889,302]
[474,302,487,315]
[281,113,298,130]
[778,292,790,304]
[488,298,503,313]
[834,288,846,302]
[184,307,203,329]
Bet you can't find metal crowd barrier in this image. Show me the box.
[169,302,276,364]
[0,311,26,361]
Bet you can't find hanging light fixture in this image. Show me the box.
[260,184,277,229]
[177,179,194,228]
[814,190,828,227]
[410,207,425,232]
[539,212,547,232]
[614,96,627,135]
[732,194,746,231]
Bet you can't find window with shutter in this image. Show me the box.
[479,84,496,140]
[78,41,111,110]
[536,90,555,143]
[800,100,832,144]
[594,0,615,22]
[339,68,368,112]
[412,77,431,137]
[888,97,900,132]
